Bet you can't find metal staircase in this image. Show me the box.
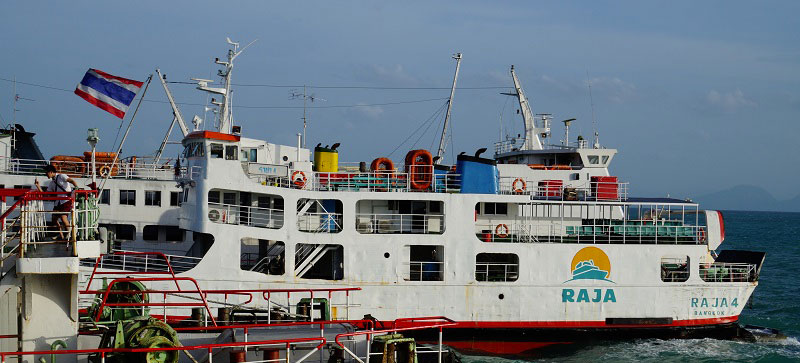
[295,244,338,277]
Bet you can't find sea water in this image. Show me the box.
[461,211,800,362]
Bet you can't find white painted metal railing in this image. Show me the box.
[700,263,758,282]
[207,202,284,229]
[355,213,444,234]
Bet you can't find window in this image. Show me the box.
[601,155,610,164]
[143,225,159,241]
[481,202,507,215]
[170,191,181,206]
[225,145,238,160]
[210,143,224,158]
[297,199,343,233]
[476,253,519,282]
[406,245,444,281]
[116,224,135,240]
[182,142,205,158]
[249,149,258,162]
[241,239,284,275]
[165,226,184,241]
[296,243,344,280]
[208,190,220,204]
[119,190,136,206]
[99,189,110,205]
[588,155,600,164]
[661,256,690,282]
[223,192,237,205]
[145,191,161,206]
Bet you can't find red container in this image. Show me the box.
[591,176,619,200]
[538,180,563,197]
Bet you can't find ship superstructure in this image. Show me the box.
[0,40,766,358]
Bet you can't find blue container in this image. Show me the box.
[456,154,499,194]
[433,164,449,192]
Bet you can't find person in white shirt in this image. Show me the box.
[35,164,79,240]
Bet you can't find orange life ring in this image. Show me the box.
[495,224,509,238]
[370,157,395,172]
[291,171,307,188]
[98,165,112,178]
[698,229,706,242]
[404,149,433,190]
[512,178,527,194]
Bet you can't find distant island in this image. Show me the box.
[692,185,800,213]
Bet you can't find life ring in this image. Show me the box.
[512,178,527,194]
[98,165,112,178]
[291,171,307,188]
[370,157,395,172]
[495,224,509,238]
[698,229,706,242]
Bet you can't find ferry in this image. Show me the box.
[0,40,766,360]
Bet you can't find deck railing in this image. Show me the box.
[700,262,758,283]
[297,212,343,233]
[475,262,519,282]
[498,177,629,201]
[208,202,284,229]
[355,213,444,234]
[0,156,197,181]
[476,220,706,245]
[247,168,461,194]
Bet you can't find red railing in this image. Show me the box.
[0,336,326,363]
[335,316,456,363]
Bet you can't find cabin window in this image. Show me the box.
[210,143,224,158]
[241,238,285,275]
[588,155,600,164]
[296,243,344,280]
[115,224,136,240]
[119,190,136,206]
[480,202,507,215]
[99,189,110,205]
[601,155,610,164]
[476,253,519,282]
[225,145,238,160]
[145,191,161,206]
[297,199,343,233]
[170,191,181,206]
[164,226,184,241]
[661,256,690,282]
[208,190,220,204]
[406,245,444,281]
[143,225,159,241]
[570,173,580,181]
[209,189,284,229]
[182,142,205,158]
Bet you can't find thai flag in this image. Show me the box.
[74,69,143,119]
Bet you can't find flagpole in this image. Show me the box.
[99,74,153,191]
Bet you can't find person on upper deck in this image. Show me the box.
[35,165,79,240]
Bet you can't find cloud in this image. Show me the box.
[586,77,636,104]
[352,103,384,119]
[706,89,757,112]
[355,64,421,86]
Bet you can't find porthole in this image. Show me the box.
[498,294,505,300]
[384,252,390,258]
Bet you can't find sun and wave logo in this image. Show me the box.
[565,247,614,283]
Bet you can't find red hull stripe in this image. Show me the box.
[397,316,739,329]
[91,68,144,87]
[74,88,125,119]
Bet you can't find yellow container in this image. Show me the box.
[314,146,339,172]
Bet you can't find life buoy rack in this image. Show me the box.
[291,171,307,188]
[404,149,433,190]
[495,224,510,239]
[698,229,707,242]
[512,178,527,194]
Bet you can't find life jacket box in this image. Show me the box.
[455,154,498,194]
[538,180,563,197]
[314,146,338,172]
[591,176,619,200]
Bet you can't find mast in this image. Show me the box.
[509,65,548,150]
[436,52,462,161]
[156,68,190,136]
[196,38,256,134]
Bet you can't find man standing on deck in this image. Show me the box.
[35,165,79,240]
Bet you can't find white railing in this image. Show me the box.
[661,257,690,282]
[297,212,343,233]
[0,156,196,181]
[405,261,444,281]
[498,177,629,201]
[700,263,758,282]
[475,262,519,282]
[355,213,444,234]
[207,202,284,229]
[476,221,706,245]
[247,169,461,194]
[80,250,204,274]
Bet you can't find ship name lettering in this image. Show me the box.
[562,288,616,303]
[691,297,738,308]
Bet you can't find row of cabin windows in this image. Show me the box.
[240,239,519,283]
[184,141,258,162]
[98,189,181,207]
[99,223,184,242]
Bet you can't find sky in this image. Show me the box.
[1,1,798,200]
